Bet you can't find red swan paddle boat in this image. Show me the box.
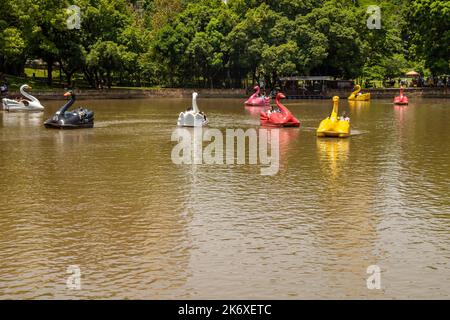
[394,86,409,105]
[245,86,270,107]
[260,92,300,127]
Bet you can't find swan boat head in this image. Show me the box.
[276,92,286,100]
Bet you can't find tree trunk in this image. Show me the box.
[107,70,112,89]
[94,72,100,89]
[67,72,74,88]
[83,69,96,88]
[272,71,278,90]
[47,59,53,85]
[60,62,75,88]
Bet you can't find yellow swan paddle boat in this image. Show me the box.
[348,84,370,101]
[317,96,350,138]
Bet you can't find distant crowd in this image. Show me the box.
[382,76,449,88]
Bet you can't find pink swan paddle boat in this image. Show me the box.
[245,86,270,107]
[394,86,409,105]
[260,92,300,127]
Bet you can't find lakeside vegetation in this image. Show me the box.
[0,0,449,90]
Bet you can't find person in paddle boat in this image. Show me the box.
[0,83,8,96]
[340,112,350,121]
[268,104,281,116]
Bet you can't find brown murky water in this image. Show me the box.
[0,97,449,299]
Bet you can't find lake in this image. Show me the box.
[0,97,449,299]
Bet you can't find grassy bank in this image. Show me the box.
[3,73,166,92]
[3,74,59,91]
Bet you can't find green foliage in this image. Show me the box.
[0,0,445,88]
[1,28,26,62]
[406,0,450,75]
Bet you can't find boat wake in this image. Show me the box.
[95,119,161,128]
[348,130,366,136]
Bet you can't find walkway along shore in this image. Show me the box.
[6,87,450,100]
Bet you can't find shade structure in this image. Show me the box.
[406,71,420,77]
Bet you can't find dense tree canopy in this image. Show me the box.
[0,0,447,88]
[406,0,450,75]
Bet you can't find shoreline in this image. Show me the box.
[5,87,450,100]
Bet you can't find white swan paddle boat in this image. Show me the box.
[2,84,44,112]
[177,92,208,127]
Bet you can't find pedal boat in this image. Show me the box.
[317,96,350,138]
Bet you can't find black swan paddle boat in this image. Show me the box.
[44,91,94,129]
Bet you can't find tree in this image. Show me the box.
[406,0,450,75]
[152,0,236,87]
[80,0,148,87]
[261,41,299,87]
[301,1,365,78]
[86,41,125,88]
[0,0,30,75]
[149,0,182,31]
[293,18,328,75]
[26,0,70,85]
[227,3,285,85]
[0,28,26,75]
[0,0,443,88]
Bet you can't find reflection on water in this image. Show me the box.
[2,112,43,127]
[0,98,449,299]
[348,100,371,109]
[317,138,350,179]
